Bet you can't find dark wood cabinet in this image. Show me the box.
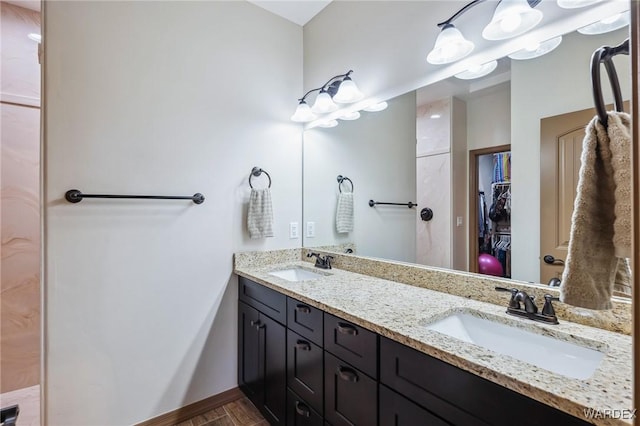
[379,384,451,426]
[324,352,377,426]
[287,329,323,414]
[287,389,323,426]
[238,277,590,426]
[238,300,286,425]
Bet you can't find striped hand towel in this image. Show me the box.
[336,192,354,233]
[247,188,274,239]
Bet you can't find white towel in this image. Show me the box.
[336,192,354,233]
[247,188,274,239]
[560,112,632,310]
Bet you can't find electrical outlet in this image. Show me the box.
[456,216,463,227]
[306,222,315,238]
[289,222,299,239]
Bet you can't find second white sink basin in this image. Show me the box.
[269,267,327,282]
[426,312,605,380]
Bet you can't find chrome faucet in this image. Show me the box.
[495,287,559,324]
[307,252,333,269]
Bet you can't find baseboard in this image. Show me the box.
[136,387,244,426]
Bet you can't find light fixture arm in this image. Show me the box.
[297,70,354,102]
[436,0,541,27]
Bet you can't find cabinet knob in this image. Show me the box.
[295,401,311,417]
[337,322,358,336]
[337,366,359,383]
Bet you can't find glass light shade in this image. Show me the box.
[454,60,498,80]
[427,24,475,65]
[317,119,338,128]
[28,33,41,42]
[338,111,361,121]
[290,101,317,122]
[508,36,562,60]
[333,77,364,103]
[363,101,388,112]
[482,0,543,40]
[557,0,602,8]
[577,11,630,35]
[311,91,338,113]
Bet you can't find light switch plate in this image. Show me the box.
[289,222,299,239]
[306,222,315,238]
[456,216,463,227]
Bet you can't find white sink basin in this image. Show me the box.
[426,312,605,380]
[268,267,327,282]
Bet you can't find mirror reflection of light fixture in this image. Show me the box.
[363,101,388,112]
[454,60,498,79]
[577,11,630,35]
[291,70,366,122]
[338,111,361,121]
[508,36,562,60]
[28,33,42,42]
[427,24,474,65]
[317,119,338,128]
[557,0,603,8]
[482,0,543,41]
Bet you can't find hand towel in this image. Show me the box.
[247,188,274,239]
[336,192,354,233]
[560,112,632,309]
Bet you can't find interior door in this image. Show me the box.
[539,103,629,284]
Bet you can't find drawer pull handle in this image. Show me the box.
[337,366,359,383]
[295,304,311,314]
[295,401,311,417]
[337,322,358,336]
[250,320,264,330]
[295,340,311,351]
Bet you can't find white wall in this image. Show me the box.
[303,91,416,262]
[511,28,631,282]
[466,83,511,152]
[43,2,302,425]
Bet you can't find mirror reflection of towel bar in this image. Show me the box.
[369,200,416,208]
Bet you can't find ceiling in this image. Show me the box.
[4,0,40,11]
[247,0,332,26]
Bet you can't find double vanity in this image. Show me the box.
[234,249,632,425]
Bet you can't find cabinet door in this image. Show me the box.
[287,389,323,426]
[324,352,377,426]
[238,302,262,403]
[379,384,451,426]
[261,313,287,425]
[287,329,323,414]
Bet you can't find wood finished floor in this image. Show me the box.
[173,397,266,426]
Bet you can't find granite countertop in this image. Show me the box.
[234,259,633,426]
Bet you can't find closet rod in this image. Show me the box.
[65,189,205,204]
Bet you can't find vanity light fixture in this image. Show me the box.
[338,110,361,121]
[508,36,562,60]
[427,23,475,65]
[291,70,364,122]
[482,0,543,41]
[454,60,498,79]
[557,0,603,8]
[362,101,388,112]
[317,119,338,128]
[577,11,630,35]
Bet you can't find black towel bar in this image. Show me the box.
[369,200,417,208]
[65,190,205,204]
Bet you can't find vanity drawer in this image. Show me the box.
[379,384,451,426]
[287,329,323,414]
[287,389,323,426]
[380,337,590,426]
[324,313,378,378]
[238,276,286,324]
[324,352,377,426]
[287,297,323,346]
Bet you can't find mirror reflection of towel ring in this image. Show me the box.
[249,167,271,189]
[337,175,353,193]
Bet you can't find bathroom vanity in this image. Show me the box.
[234,249,632,426]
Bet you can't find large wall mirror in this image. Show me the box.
[302,4,632,301]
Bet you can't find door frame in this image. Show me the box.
[468,144,511,273]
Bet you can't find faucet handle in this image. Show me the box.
[542,294,560,317]
[495,287,520,309]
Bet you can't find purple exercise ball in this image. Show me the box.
[478,254,503,277]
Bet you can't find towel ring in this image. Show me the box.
[249,167,271,189]
[337,175,353,193]
[590,38,629,127]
